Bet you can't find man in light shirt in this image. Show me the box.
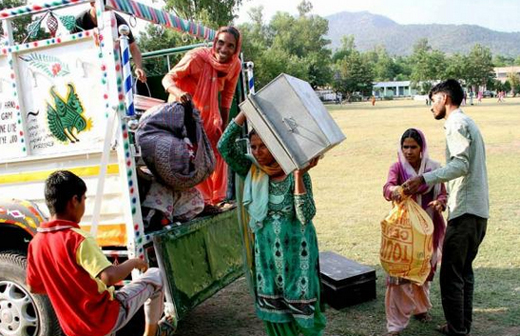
[404,79,488,336]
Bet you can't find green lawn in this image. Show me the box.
[312,97,520,336]
[174,97,520,336]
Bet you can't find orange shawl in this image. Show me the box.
[164,32,242,142]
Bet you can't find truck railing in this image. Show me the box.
[0,0,255,326]
[1,0,218,256]
[105,0,215,41]
[0,0,92,20]
[1,0,215,42]
[141,43,211,72]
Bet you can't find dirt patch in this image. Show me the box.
[501,326,520,336]
[486,139,520,154]
[174,278,265,336]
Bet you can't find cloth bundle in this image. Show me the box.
[136,102,215,191]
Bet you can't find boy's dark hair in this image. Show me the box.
[429,79,464,106]
[44,170,87,215]
[401,128,423,149]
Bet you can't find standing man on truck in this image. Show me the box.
[72,2,147,83]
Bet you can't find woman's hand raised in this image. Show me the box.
[294,157,319,180]
[293,157,319,195]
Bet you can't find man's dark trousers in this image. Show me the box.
[440,214,487,336]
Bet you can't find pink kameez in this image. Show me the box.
[382,129,447,333]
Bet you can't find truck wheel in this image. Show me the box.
[0,252,62,336]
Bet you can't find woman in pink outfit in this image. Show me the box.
[382,128,447,336]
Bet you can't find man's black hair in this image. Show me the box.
[429,79,464,106]
[44,170,87,215]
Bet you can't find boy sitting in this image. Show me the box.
[26,170,175,336]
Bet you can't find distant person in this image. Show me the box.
[371,95,376,106]
[72,2,146,82]
[218,111,326,336]
[477,91,483,103]
[26,170,175,336]
[404,79,488,336]
[162,26,242,212]
[383,128,447,336]
[497,91,505,103]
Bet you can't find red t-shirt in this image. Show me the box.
[26,220,119,336]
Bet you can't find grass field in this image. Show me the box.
[174,97,520,336]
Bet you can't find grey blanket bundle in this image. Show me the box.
[136,102,215,191]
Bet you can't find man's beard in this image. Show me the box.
[434,106,446,120]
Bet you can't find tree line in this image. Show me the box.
[3,0,520,97]
[237,2,520,97]
[142,0,520,97]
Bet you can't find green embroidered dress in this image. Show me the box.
[218,121,325,335]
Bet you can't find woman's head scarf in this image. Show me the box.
[169,26,242,142]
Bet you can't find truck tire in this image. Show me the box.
[0,251,62,336]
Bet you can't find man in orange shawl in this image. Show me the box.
[162,26,242,208]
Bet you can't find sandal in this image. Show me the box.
[217,200,236,212]
[435,324,449,335]
[199,204,223,216]
[156,315,177,336]
[414,312,432,323]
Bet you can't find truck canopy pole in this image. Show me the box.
[0,0,92,20]
[105,0,216,41]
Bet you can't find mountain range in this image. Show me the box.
[325,11,520,57]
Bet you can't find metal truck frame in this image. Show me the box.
[0,1,253,335]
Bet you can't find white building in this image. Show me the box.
[494,66,520,84]
[372,80,417,97]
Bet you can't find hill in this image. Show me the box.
[325,11,520,57]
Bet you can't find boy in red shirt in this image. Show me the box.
[26,170,175,336]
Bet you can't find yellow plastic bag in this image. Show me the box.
[380,190,434,285]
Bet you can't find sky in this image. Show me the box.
[235,0,520,33]
[22,0,520,34]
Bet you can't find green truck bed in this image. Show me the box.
[152,208,246,320]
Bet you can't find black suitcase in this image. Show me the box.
[319,251,377,310]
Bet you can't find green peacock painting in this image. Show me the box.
[46,83,93,144]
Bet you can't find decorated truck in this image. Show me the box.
[0,1,253,335]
